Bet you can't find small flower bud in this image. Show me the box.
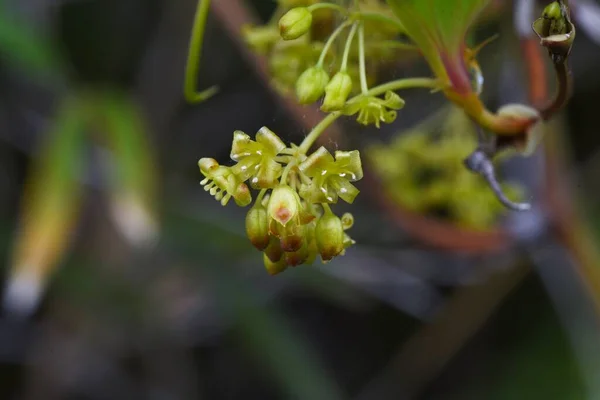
[264,235,284,263]
[279,7,312,40]
[296,66,329,104]
[267,185,301,226]
[280,222,305,252]
[321,72,353,112]
[285,241,309,266]
[315,209,344,261]
[245,203,270,251]
[264,253,287,275]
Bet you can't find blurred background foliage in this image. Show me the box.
[0,0,599,399]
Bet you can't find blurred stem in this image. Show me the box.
[184,0,219,103]
[356,262,530,400]
[298,77,439,153]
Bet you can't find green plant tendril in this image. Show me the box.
[184,0,219,103]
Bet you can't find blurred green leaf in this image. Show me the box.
[0,5,61,74]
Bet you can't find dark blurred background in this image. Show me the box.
[0,0,599,399]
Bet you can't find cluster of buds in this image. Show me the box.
[199,127,363,274]
[242,1,406,120]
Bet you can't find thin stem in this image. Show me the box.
[256,189,267,205]
[340,23,359,72]
[352,12,405,32]
[308,3,348,14]
[321,203,332,213]
[317,20,352,67]
[358,23,368,94]
[298,77,439,153]
[184,0,219,103]
[281,161,296,183]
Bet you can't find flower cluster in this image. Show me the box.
[366,106,524,230]
[241,0,408,125]
[199,127,362,274]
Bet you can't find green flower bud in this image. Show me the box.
[264,235,284,263]
[245,203,270,251]
[296,66,329,104]
[321,72,353,112]
[264,253,287,275]
[241,25,281,54]
[267,185,301,226]
[279,7,312,40]
[532,0,575,63]
[315,209,344,261]
[279,222,305,252]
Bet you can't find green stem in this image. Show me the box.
[256,189,267,205]
[184,0,219,103]
[317,20,352,67]
[352,12,405,32]
[281,161,296,183]
[340,23,359,72]
[308,3,348,14]
[358,23,368,94]
[298,77,440,154]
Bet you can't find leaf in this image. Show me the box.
[385,0,490,81]
[94,91,159,247]
[6,95,87,314]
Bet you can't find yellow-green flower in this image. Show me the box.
[299,147,363,204]
[230,127,286,188]
[342,91,405,128]
[199,158,252,207]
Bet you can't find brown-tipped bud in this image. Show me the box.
[264,253,288,275]
[321,72,353,112]
[315,209,344,261]
[279,7,312,40]
[296,66,329,104]
[267,185,301,226]
[285,241,309,267]
[280,222,305,252]
[264,235,284,263]
[245,203,270,251]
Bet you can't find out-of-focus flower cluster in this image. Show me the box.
[199,127,361,274]
[366,107,524,230]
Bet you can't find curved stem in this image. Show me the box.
[298,77,440,154]
[308,3,348,14]
[340,23,359,72]
[184,0,219,103]
[317,20,352,67]
[352,12,405,32]
[358,23,368,94]
[540,61,572,120]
